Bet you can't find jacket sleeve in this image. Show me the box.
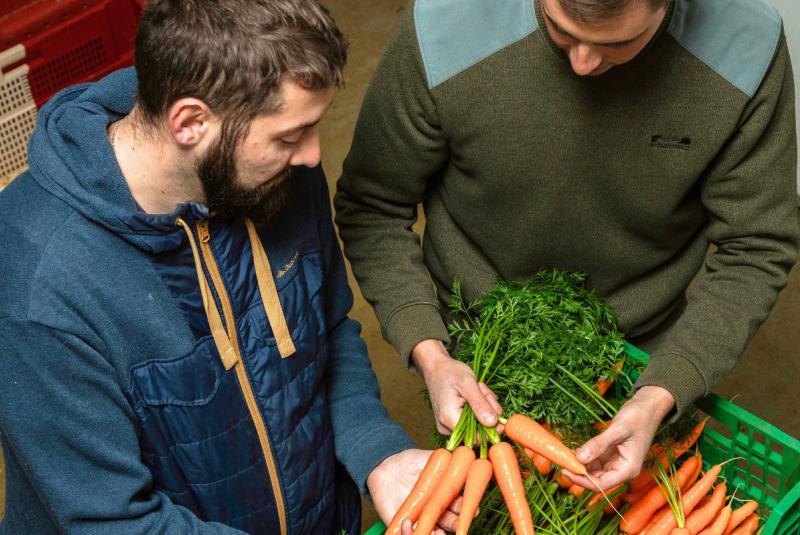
[333,3,451,365]
[0,320,246,534]
[315,169,415,495]
[635,32,799,415]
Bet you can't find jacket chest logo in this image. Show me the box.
[277,251,299,279]
[651,134,691,150]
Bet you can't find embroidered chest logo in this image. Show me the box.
[277,251,299,278]
[651,134,691,150]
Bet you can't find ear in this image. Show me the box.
[166,98,218,147]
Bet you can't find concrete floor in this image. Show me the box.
[1,0,798,529]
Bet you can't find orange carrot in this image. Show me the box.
[503,414,586,475]
[685,483,727,534]
[729,515,760,535]
[414,446,475,535]
[587,483,625,511]
[489,442,535,535]
[456,458,493,535]
[724,502,759,535]
[623,484,654,504]
[596,378,614,396]
[604,496,623,516]
[673,529,693,535]
[621,453,700,534]
[645,504,673,533]
[594,420,611,432]
[386,448,451,534]
[628,444,667,493]
[596,360,624,396]
[698,504,733,535]
[568,484,586,498]
[554,470,573,489]
[524,448,553,476]
[682,452,704,493]
[647,463,724,535]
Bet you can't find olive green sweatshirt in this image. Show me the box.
[334,0,799,414]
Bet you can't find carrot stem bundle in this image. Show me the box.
[647,463,724,535]
[621,453,700,534]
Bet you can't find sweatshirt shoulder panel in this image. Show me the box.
[413,0,538,89]
[667,0,782,98]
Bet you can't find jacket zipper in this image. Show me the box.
[188,219,289,535]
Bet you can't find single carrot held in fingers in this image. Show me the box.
[502,414,586,475]
[456,458,493,535]
[685,483,727,534]
[647,463,724,535]
[621,453,700,534]
[489,441,536,535]
[414,446,476,535]
[698,503,733,535]
[724,501,759,535]
[386,448,452,535]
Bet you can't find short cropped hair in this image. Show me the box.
[558,0,670,23]
[134,0,347,139]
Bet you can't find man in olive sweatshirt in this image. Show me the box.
[335,0,798,492]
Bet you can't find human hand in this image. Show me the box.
[411,339,503,434]
[563,386,675,491]
[367,448,461,535]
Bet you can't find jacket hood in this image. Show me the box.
[27,67,207,253]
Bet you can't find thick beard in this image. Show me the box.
[197,130,293,226]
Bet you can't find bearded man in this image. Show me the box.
[0,1,433,533]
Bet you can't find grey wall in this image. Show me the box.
[771,0,800,194]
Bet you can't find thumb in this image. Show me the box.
[577,425,627,464]
[460,379,498,427]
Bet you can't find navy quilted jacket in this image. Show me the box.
[0,68,414,534]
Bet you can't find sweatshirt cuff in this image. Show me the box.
[383,303,451,367]
[344,423,416,496]
[634,352,709,422]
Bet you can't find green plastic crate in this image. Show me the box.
[365,343,800,534]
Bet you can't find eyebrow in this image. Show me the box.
[274,119,322,138]
[544,11,648,47]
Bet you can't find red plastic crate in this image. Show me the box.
[0,0,143,107]
[0,0,39,19]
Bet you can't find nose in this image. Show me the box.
[569,44,603,76]
[289,126,322,168]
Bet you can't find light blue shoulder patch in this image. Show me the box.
[668,0,782,98]
[414,0,538,89]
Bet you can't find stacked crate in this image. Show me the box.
[0,45,36,189]
[0,0,144,188]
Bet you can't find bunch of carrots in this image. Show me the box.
[399,274,772,534]
[386,413,592,535]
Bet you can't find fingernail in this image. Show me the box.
[578,450,590,463]
[484,412,496,423]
